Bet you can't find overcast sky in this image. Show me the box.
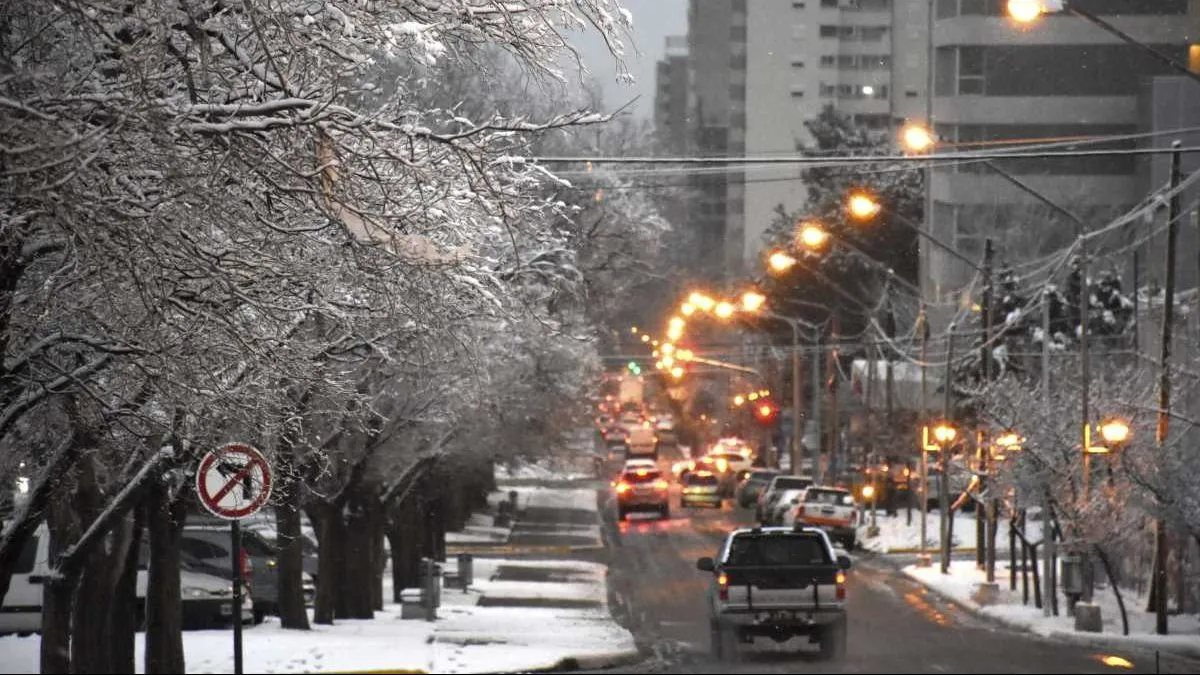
[570,0,688,118]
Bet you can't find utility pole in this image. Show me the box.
[940,323,955,575]
[1152,141,1183,636]
[828,307,841,484]
[1079,219,1094,604]
[983,238,997,583]
[1042,288,1057,617]
[812,332,823,484]
[977,238,994,572]
[790,320,803,477]
[918,305,931,566]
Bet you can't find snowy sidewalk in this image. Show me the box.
[858,509,1044,555]
[904,560,1200,660]
[0,485,637,674]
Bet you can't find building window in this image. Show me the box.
[792,60,806,68]
[730,52,747,69]
[730,24,746,41]
[819,83,837,97]
[906,89,919,97]
[820,55,836,67]
[957,46,984,95]
[820,25,838,38]
[791,89,806,97]
[730,83,746,100]
[821,0,838,7]
[792,1,806,7]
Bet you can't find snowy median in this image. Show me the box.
[905,560,1200,659]
[0,557,637,674]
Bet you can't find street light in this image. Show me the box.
[1005,0,1200,86]
[714,301,735,320]
[1099,418,1131,446]
[847,192,882,221]
[670,365,685,379]
[661,343,675,355]
[734,395,746,407]
[933,423,957,445]
[741,291,767,313]
[901,123,936,154]
[681,302,696,316]
[768,250,798,273]
[640,334,650,343]
[689,292,716,312]
[797,222,831,250]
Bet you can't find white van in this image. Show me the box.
[0,524,253,634]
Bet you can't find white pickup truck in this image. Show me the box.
[696,526,850,661]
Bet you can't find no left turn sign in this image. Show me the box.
[196,442,273,520]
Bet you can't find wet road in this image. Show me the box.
[592,461,1200,674]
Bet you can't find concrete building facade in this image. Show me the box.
[924,0,1196,308]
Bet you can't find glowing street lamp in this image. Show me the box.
[901,123,936,154]
[1099,418,1130,446]
[670,365,685,379]
[1007,0,1050,23]
[933,423,957,446]
[681,302,696,316]
[661,343,675,355]
[741,291,767,313]
[733,395,745,406]
[713,301,735,320]
[630,326,639,334]
[689,292,716,312]
[847,192,882,221]
[768,250,798,273]
[640,334,650,343]
[797,222,830,250]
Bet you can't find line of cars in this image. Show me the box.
[1,516,318,635]
[734,469,860,550]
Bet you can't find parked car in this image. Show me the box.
[696,526,851,660]
[787,486,859,550]
[0,524,253,634]
[756,475,814,522]
[735,469,779,509]
[764,488,807,525]
[182,521,278,623]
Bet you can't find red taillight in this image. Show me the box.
[615,482,631,494]
[241,548,253,580]
[654,479,669,490]
[717,572,729,601]
[836,571,846,600]
[796,505,806,517]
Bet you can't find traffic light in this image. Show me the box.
[754,400,779,426]
[627,361,641,375]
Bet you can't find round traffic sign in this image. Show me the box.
[196,442,273,520]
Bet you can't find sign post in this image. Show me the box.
[196,442,272,675]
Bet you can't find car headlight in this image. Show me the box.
[182,586,208,598]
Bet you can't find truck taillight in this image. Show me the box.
[796,505,806,517]
[615,482,631,494]
[717,572,728,601]
[653,479,669,490]
[836,571,846,600]
[241,548,253,580]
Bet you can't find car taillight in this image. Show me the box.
[796,505,806,517]
[241,548,253,580]
[717,572,728,601]
[615,482,631,494]
[654,479,669,490]
[836,571,846,600]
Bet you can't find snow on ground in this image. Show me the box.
[494,457,592,482]
[489,485,598,514]
[0,557,635,674]
[859,509,1044,554]
[445,512,511,544]
[905,560,1200,657]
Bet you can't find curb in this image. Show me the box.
[446,543,606,556]
[869,546,977,555]
[901,568,1200,664]
[515,648,645,673]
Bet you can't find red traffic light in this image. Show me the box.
[754,400,778,424]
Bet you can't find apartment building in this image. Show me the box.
[740,0,930,272]
[925,0,1196,304]
[654,36,691,155]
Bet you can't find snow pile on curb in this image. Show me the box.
[495,459,592,482]
[904,560,1200,659]
[860,510,1042,554]
[446,512,512,545]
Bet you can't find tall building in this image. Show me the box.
[713,0,932,271]
[924,0,1196,307]
[654,36,691,155]
[686,0,748,280]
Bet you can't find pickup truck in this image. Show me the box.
[791,486,859,550]
[696,526,850,661]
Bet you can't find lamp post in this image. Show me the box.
[1007,1,1200,87]
[740,291,819,479]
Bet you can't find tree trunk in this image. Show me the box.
[310,503,345,625]
[42,493,81,675]
[387,527,405,603]
[144,476,188,675]
[1094,546,1129,636]
[111,510,144,674]
[71,457,115,674]
[340,499,375,619]
[275,457,310,630]
[371,506,385,611]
